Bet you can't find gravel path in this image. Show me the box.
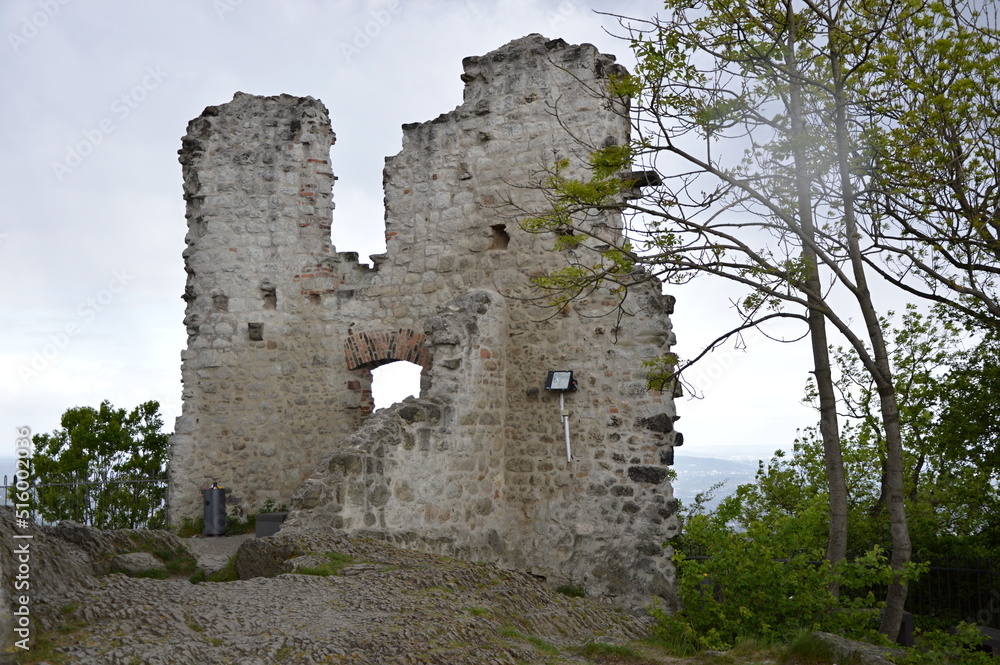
[32,534,669,665]
[182,533,254,575]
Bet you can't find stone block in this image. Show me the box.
[627,466,669,485]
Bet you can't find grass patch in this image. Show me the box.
[779,633,861,665]
[121,568,171,580]
[643,622,705,657]
[555,583,586,598]
[499,627,559,656]
[526,635,559,655]
[191,553,240,583]
[174,513,255,537]
[175,517,204,538]
[153,547,198,576]
[82,531,202,581]
[15,636,70,664]
[108,542,199,580]
[207,554,240,582]
[468,606,490,617]
[295,553,357,577]
[227,514,254,535]
[580,641,648,662]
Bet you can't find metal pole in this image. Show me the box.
[561,392,572,462]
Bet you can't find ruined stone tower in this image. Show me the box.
[169,34,682,610]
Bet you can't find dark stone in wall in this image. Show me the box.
[636,413,674,434]
[627,466,668,485]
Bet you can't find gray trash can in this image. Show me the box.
[202,484,227,536]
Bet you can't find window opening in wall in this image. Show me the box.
[489,224,510,250]
[262,287,277,310]
[371,361,422,410]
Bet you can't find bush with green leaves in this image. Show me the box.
[653,513,920,651]
[894,623,995,665]
[30,400,169,529]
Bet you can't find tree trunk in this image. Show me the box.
[873,368,911,639]
[830,39,911,641]
[785,7,849,572]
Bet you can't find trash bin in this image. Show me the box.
[202,483,227,536]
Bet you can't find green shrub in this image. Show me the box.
[894,623,995,665]
[647,609,728,656]
[555,584,586,598]
[175,517,204,538]
[780,632,862,665]
[654,514,916,651]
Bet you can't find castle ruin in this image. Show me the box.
[168,34,682,610]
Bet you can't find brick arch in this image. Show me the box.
[343,329,431,372]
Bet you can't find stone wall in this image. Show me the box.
[169,34,683,610]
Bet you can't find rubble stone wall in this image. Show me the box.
[169,34,683,610]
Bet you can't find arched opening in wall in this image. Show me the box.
[489,224,510,249]
[371,361,422,410]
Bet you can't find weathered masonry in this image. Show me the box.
[168,34,683,610]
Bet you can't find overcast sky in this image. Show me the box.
[1,0,821,465]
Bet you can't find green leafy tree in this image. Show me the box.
[30,400,169,529]
[718,305,1000,558]
[516,0,1000,637]
[860,7,1000,325]
[665,311,995,650]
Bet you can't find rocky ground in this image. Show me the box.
[12,524,707,665]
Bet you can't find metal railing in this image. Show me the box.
[906,556,1000,630]
[1,474,168,530]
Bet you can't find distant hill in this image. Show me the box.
[671,454,761,510]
